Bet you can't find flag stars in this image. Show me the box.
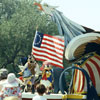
[77,60,83,64]
[85,55,90,58]
[34,34,42,45]
[89,80,93,87]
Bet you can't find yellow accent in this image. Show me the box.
[46,71,51,78]
[62,95,67,100]
[50,83,52,87]
[18,72,23,76]
[72,65,88,94]
[23,76,32,80]
[27,81,32,85]
[42,67,52,78]
[72,72,78,93]
[62,94,85,99]
[67,94,84,99]
[95,52,100,58]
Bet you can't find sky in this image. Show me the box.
[42,0,100,31]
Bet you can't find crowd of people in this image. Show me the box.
[0,68,48,100]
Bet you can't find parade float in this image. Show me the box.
[19,2,100,100]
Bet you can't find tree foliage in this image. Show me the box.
[0,0,58,73]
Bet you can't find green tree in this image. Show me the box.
[0,0,58,73]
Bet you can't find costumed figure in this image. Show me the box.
[0,68,8,91]
[40,61,53,93]
[18,54,40,93]
[40,61,66,94]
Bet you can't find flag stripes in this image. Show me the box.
[73,53,100,94]
[32,32,64,68]
[32,48,62,60]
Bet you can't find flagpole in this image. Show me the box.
[36,26,38,32]
[31,26,38,55]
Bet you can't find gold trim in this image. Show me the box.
[62,94,85,99]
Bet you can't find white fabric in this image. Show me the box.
[7,73,16,83]
[0,80,6,91]
[0,80,7,85]
[4,73,19,87]
[3,96,19,100]
[32,95,47,100]
[40,80,51,88]
[3,80,19,87]
[4,73,24,87]
[65,33,100,60]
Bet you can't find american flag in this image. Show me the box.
[72,52,100,94]
[32,31,64,68]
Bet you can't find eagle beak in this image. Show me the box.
[34,2,43,11]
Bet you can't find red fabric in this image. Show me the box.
[40,61,51,71]
[19,76,23,81]
[42,74,47,80]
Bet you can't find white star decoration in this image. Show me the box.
[85,55,90,58]
[89,80,92,87]
[78,60,83,63]
[35,34,42,45]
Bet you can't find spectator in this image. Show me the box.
[0,73,22,100]
[0,68,8,91]
[32,84,47,100]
